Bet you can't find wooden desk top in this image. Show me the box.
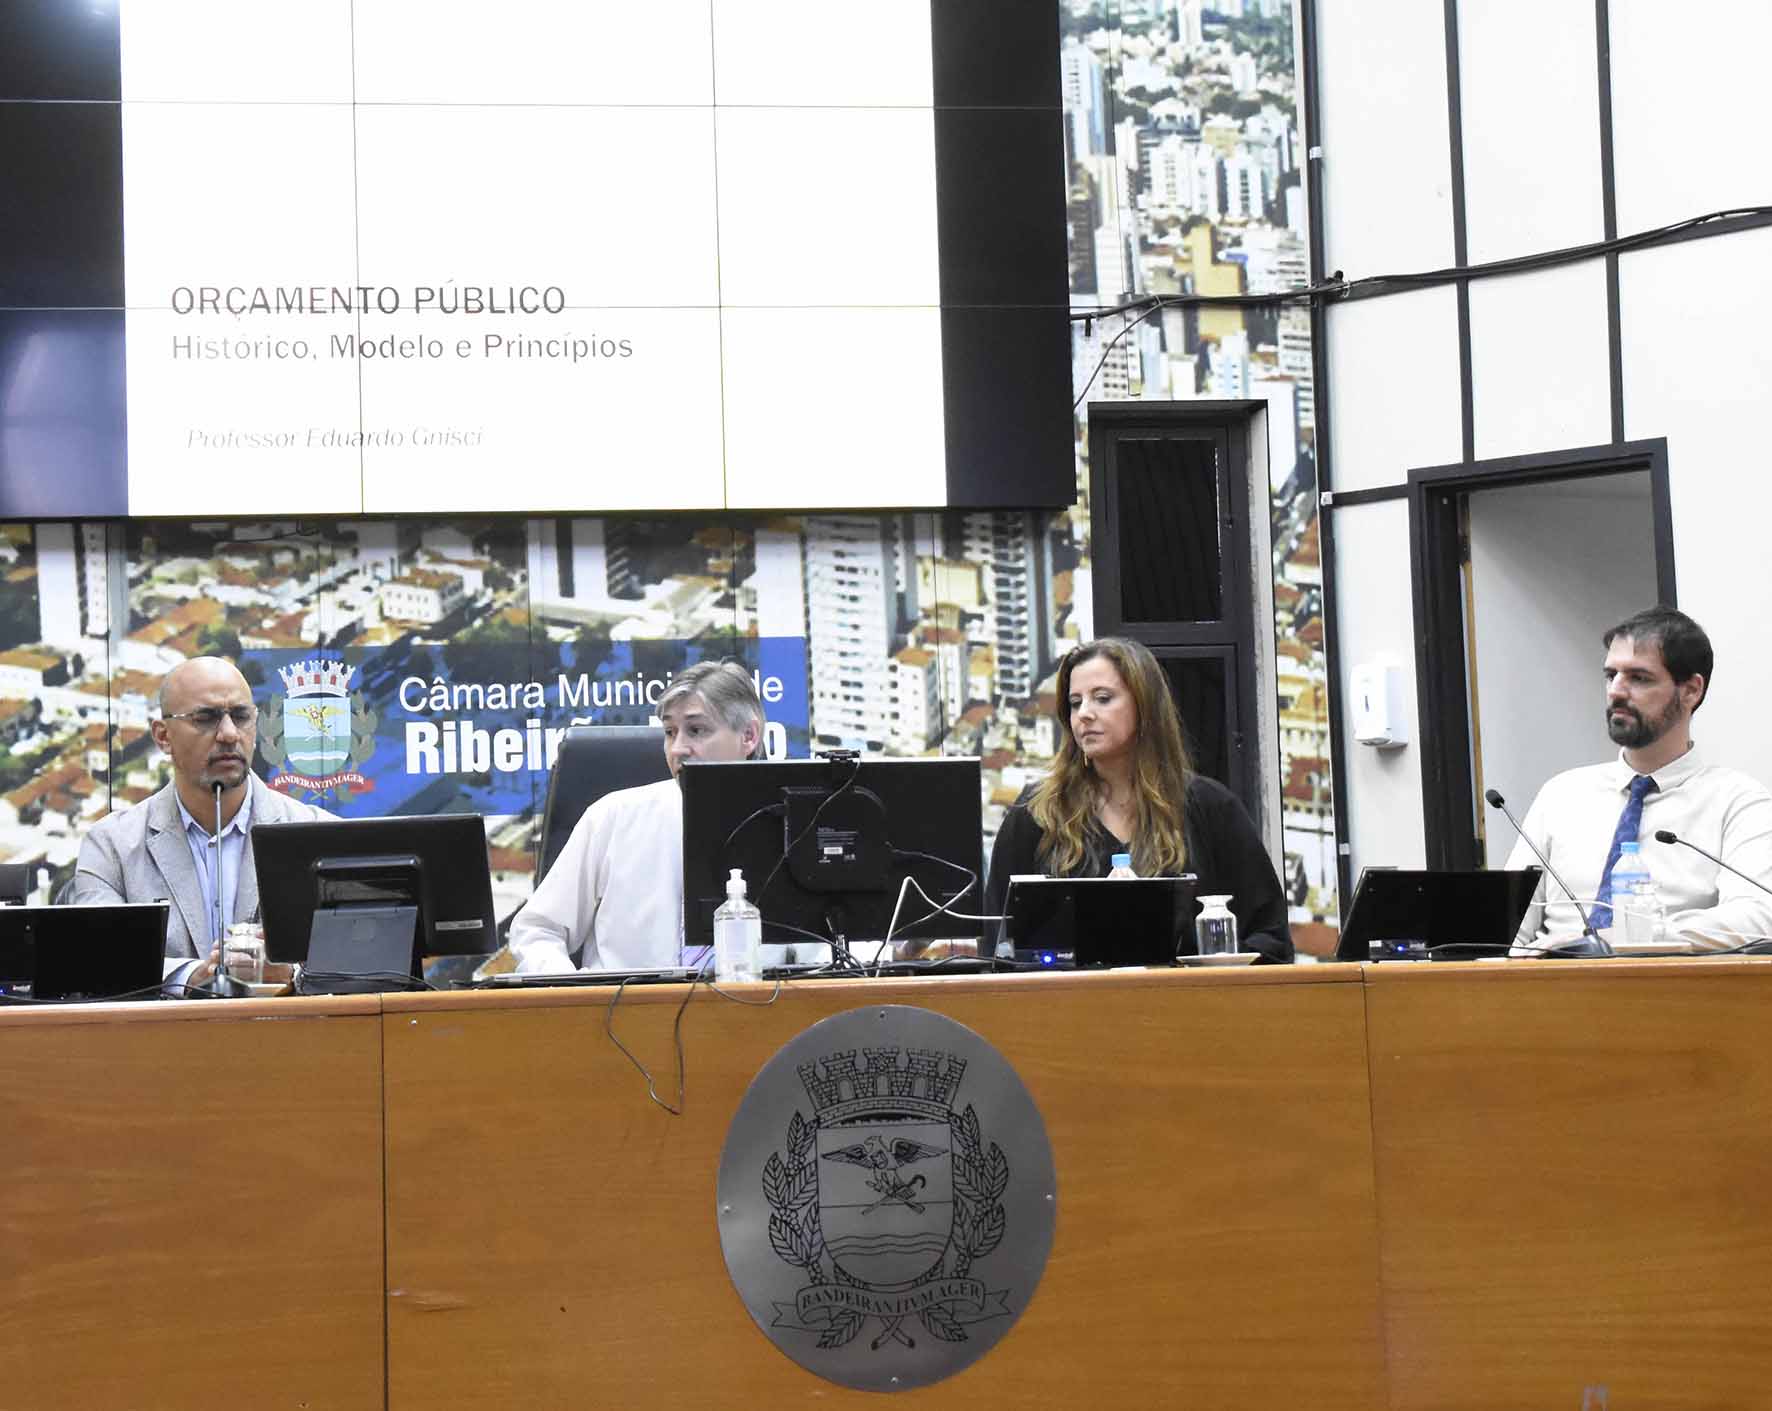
[380,957,1359,1015]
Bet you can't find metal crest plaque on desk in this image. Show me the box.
[717,1004,1057,1392]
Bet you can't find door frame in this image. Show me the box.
[1408,438,1675,869]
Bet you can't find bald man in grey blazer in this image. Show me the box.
[71,657,331,972]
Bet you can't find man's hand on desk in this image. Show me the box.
[185,936,296,991]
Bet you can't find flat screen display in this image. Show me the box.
[0,2,1070,517]
[679,755,983,950]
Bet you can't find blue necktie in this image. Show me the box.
[1590,774,1658,928]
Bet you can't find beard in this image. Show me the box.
[198,747,251,790]
[1606,696,1682,749]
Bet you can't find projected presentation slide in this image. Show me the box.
[0,1,1070,518]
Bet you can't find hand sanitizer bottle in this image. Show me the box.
[713,868,762,982]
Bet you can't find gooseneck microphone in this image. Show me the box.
[207,780,249,999]
[213,781,225,955]
[1484,788,1612,957]
[1654,828,1772,899]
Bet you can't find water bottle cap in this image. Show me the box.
[726,867,747,898]
[1110,853,1131,868]
[1198,894,1234,911]
[1620,840,1640,854]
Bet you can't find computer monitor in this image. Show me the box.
[254,814,498,985]
[535,725,670,885]
[679,756,983,954]
[0,902,170,1000]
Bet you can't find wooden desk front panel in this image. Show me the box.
[1366,960,1772,1411]
[382,969,1386,1410]
[1,997,387,1411]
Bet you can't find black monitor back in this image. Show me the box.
[1334,867,1543,961]
[536,726,670,885]
[254,813,498,964]
[679,757,983,950]
[0,902,169,999]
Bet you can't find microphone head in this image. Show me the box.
[1483,788,1505,808]
[1654,828,1678,844]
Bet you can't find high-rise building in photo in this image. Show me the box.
[803,515,915,750]
[1060,39,1105,160]
[953,513,1055,706]
[526,518,645,609]
[36,522,119,653]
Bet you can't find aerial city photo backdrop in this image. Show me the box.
[0,1,1334,940]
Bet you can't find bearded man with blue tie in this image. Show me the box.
[1507,607,1772,953]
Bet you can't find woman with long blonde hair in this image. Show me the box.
[985,638,1291,962]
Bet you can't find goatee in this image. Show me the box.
[1606,699,1680,749]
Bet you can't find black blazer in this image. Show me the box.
[984,775,1293,963]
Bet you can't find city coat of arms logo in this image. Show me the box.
[718,1006,1056,1392]
[257,659,378,803]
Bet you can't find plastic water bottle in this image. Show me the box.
[1195,894,1240,957]
[1609,842,1664,945]
[1107,852,1138,880]
[713,868,762,982]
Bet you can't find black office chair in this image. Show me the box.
[534,725,672,886]
[0,863,35,905]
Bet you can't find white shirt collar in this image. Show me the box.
[1604,743,1704,793]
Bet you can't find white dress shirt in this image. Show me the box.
[174,785,254,950]
[1506,745,1772,950]
[161,786,255,984]
[509,778,684,972]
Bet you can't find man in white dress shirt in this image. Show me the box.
[508,660,765,972]
[1508,607,1772,951]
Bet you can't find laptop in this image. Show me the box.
[1003,875,1198,967]
[476,966,704,989]
[1333,867,1543,962]
[0,902,171,1000]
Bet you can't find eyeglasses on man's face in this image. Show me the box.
[163,705,258,732]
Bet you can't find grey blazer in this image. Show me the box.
[69,773,333,958]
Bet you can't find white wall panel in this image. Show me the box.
[1315,0,1455,278]
[1610,0,1772,233]
[1326,288,1462,492]
[1457,0,1603,262]
[1621,227,1772,790]
[1469,264,1611,461]
[1330,500,1426,876]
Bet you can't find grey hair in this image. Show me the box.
[658,659,765,755]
